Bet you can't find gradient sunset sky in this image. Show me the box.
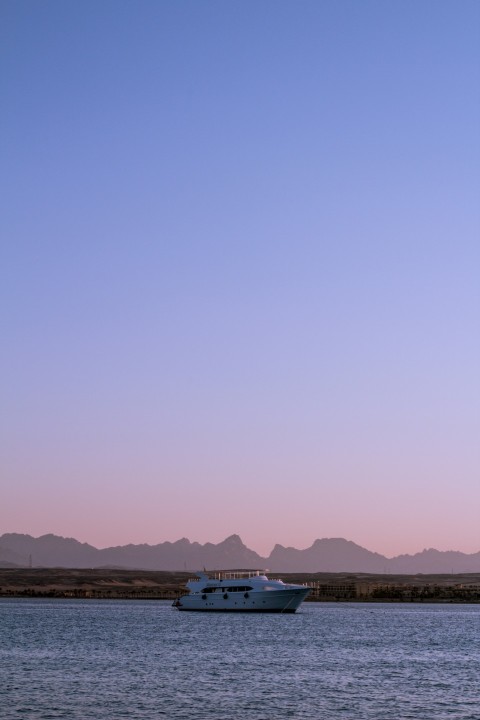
[2,0,479,557]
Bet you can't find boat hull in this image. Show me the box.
[174,587,310,613]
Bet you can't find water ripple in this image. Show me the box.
[1,600,479,719]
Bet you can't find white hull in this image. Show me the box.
[175,586,310,613]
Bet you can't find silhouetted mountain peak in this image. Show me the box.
[173,538,191,547]
[220,534,244,546]
[0,533,479,573]
[313,537,350,547]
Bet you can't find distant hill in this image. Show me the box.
[1,533,479,573]
[268,538,387,573]
[0,533,264,571]
[389,548,480,574]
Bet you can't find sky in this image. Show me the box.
[1,0,479,558]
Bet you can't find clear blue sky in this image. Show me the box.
[1,0,479,556]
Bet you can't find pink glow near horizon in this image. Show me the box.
[3,449,479,558]
[2,3,479,556]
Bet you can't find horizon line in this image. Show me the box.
[2,531,479,559]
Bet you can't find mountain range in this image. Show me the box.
[1,533,480,573]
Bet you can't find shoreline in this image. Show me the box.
[1,594,479,604]
[1,568,480,603]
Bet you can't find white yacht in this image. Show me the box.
[172,570,311,613]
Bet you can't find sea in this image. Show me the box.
[1,599,479,719]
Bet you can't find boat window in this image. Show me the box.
[225,586,253,593]
[202,585,254,593]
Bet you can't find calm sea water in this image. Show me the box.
[1,599,479,719]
